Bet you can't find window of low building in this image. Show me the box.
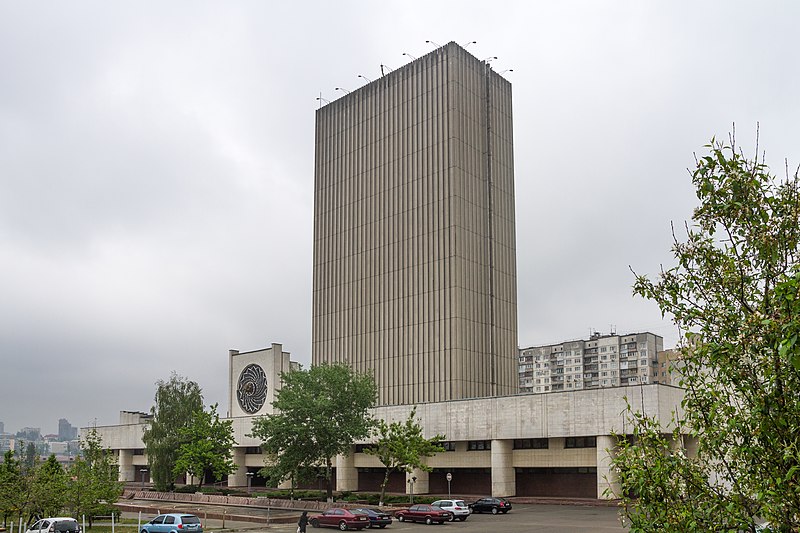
[468,440,492,451]
[565,436,597,448]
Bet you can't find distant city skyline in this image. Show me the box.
[0,418,79,439]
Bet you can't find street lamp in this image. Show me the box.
[246,471,254,491]
[402,52,416,61]
[358,74,372,83]
[140,468,148,490]
[408,476,417,504]
[425,40,442,48]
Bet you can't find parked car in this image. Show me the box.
[431,499,470,521]
[394,504,452,525]
[469,497,512,514]
[25,518,81,533]
[140,514,203,533]
[352,508,392,529]
[309,508,370,530]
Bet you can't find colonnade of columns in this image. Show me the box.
[333,437,622,499]
[121,435,639,499]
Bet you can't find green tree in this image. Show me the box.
[30,455,67,519]
[365,407,445,506]
[249,364,377,502]
[615,134,800,532]
[142,372,203,491]
[65,429,124,526]
[0,450,25,527]
[22,442,37,473]
[173,403,236,490]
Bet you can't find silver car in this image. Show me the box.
[431,499,470,521]
[25,518,81,533]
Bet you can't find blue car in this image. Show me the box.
[140,514,203,533]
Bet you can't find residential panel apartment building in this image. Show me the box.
[312,42,518,405]
[519,332,664,393]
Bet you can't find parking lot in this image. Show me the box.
[249,503,627,532]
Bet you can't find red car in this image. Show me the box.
[309,508,370,531]
[394,504,452,525]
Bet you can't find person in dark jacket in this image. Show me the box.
[297,511,309,533]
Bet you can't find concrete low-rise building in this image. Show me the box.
[89,343,685,500]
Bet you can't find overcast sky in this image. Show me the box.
[1,1,798,435]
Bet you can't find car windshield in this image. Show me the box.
[180,517,200,525]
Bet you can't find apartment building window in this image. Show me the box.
[565,436,597,448]
[468,440,492,451]
[514,438,549,449]
[133,449,145,455]
[440,441,456,452]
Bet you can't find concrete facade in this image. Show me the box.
[90,358,685,499]
[312,41,519,406]
[519,332,665,393]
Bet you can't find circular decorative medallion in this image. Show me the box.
[237,364,268,414]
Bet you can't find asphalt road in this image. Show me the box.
[240,504,628,533]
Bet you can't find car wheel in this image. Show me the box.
[447,514,454,522]
[425,517,433,525]
[338,520,348,531]
[311,518,320,528]
[491,507,498,515]
[397,515,404,522]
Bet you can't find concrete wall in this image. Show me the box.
[312,41,518,406]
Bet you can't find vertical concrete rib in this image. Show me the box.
[313,42,518,406]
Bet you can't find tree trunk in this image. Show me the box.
[379,468,391,506]
[326,459,333,503]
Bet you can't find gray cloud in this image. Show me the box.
[1,0,798,434]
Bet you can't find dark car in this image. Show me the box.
[394,504,452,525]
[469,497,512,514]
[352,508,392,529]
[309,508,370,531]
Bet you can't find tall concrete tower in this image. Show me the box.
[312,42,518,406]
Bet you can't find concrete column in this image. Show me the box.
[336,453,358,492]
[406,468,429,496]
[118,449,134,482]
[228,447,247,487]
[491,439,515,497]
[596,435,620,499]
[684,434,700,459]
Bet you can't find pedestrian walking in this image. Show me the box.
[297,510,309,533]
